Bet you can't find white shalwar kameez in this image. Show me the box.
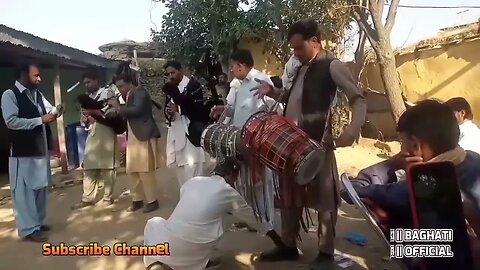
[226,69,277,229]
[1,81,56,238]
[166,76,209,187]
[144,175,269,270]
[459,120,480,155]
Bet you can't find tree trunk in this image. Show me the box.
[375,40,406,123]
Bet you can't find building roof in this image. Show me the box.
[395,20,480,55]
[99,40,164,61]
[0,24,121,69]
[364,20,480,62]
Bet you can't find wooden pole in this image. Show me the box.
[133,49,141,84]
[53,65,68,174]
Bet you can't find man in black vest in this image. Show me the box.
[252,19,367,268]
[162,60,210,187]
[1,62,62,242]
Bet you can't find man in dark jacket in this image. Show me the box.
[341,100,480,269]
[111,74,163,213]
[163,60,210,187]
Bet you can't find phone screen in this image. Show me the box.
[407,162,473,270]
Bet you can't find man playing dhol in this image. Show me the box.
[251,19,367,268]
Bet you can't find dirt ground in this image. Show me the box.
[0,138,402,270]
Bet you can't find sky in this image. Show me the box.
[0,0,479,55]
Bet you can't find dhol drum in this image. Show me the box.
[201,123,244,159]
[241,111,324,185]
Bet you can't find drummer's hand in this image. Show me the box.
[210,105,225,119]
[334,127,356,148]
[250,78,273,98]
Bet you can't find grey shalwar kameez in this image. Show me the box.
[1,81,55,238]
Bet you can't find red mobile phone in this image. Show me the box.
[406,161,473,270]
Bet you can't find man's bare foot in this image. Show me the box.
[101,199,114,206]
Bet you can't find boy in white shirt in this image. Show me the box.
[445,97,480,154]
[209,49,277,234]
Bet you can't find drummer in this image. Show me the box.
[251,19,367,268]
[210,49,278,237]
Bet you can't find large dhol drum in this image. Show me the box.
[241,111,324,185]
[201,123,244,159]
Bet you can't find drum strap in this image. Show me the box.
[269,90,286,113]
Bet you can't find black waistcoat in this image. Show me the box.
[284,54,337,148]
[8,86,52,157]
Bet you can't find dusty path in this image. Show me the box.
[0,138,401,270]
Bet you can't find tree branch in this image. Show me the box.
[354,28,367,79]
[384,0,400,33]
[351,2,379,47]
[368,0,385,36]
[377,0,384,21]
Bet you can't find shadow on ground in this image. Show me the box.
[0,151,402,270]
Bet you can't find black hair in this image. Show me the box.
[230,49,254,67]
[15,61,39,79]
[213,157,240,176]
[163,60,183,71]
[287,18,321,41]
[113,73,133,84]
[81,70,99,81]
[397,99,460,156]
[219,72,228,78]
[270,76,282,89]
[445,97,473,120]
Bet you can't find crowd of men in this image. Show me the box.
[1,18,480,270]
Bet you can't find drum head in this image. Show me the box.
[295,148,324,186]
[201,124,224,157]
[340,173,390,248]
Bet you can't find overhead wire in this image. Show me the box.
[388,4,480,9]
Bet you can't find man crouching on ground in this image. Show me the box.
[143,157,284,270]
